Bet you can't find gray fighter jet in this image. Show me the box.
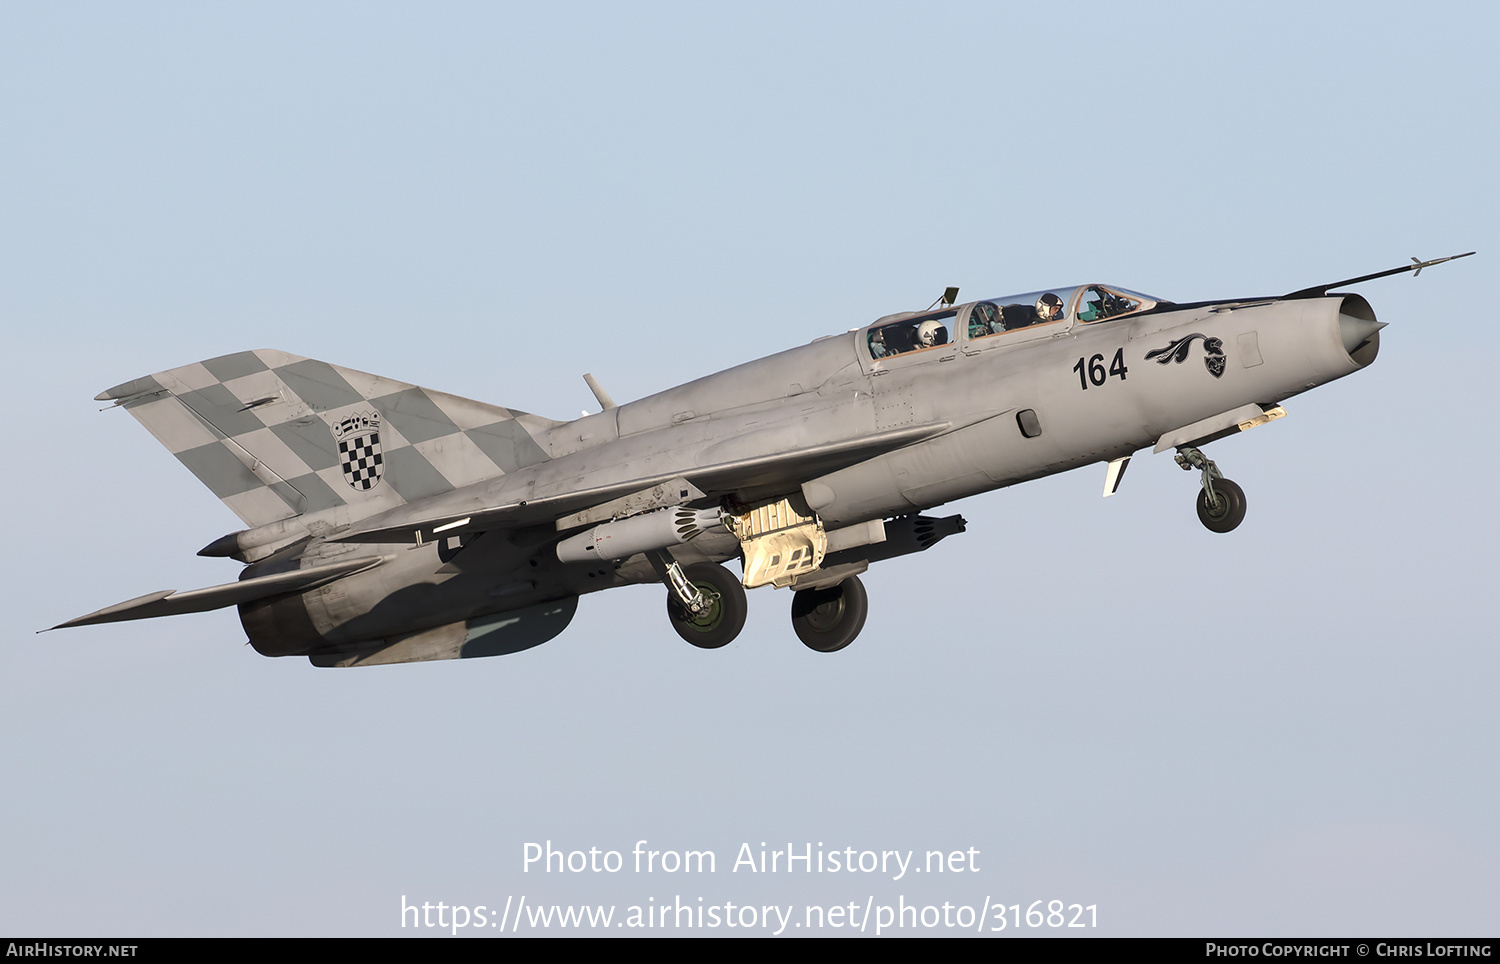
[56,255,1472,664]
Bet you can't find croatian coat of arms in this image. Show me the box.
[333,410,384,491]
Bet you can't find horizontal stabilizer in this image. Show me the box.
[52,555,387,629]
[331,421,952,544]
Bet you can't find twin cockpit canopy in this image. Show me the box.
[865,284,1163,360]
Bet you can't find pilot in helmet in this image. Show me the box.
[916,319,947,348]
[1035,293,1064,324]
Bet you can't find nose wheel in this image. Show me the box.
[1196,477,1247,532]
[1176,446,1248,533]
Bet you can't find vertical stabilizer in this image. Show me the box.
[97,350,556,528]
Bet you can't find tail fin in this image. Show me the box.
[97,349,556,528]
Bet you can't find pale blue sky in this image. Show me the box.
[3,1,1496,936]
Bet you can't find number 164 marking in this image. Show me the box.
[1073,348,1129,390]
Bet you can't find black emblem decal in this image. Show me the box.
[333,410,384,491]
[1146,333,1226,379]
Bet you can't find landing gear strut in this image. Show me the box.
[790,575,868,653]
[1175,445,1247,533]
[661,560,747,649]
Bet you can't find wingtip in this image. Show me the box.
[94,374,168,403]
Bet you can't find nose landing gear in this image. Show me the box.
[1176,446,1247,533]
[1196,477,1247,533]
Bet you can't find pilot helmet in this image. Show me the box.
[1036,292,1064,321]
[916,319,946,347]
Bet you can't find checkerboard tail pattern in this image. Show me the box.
[339,436,384,489]
[96,350,557,530]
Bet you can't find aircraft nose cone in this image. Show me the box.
[1339,314,1387,355]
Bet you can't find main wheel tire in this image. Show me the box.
[1196,477,1247,533]
[666,563,747,649]
[791,575,868,653]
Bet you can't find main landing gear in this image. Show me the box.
[790,575,868,653]
[654,554,869,653]
[662,560,747,649]
[1175,445,1247,533]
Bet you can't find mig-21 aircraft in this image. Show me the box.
[55,254,1472,665]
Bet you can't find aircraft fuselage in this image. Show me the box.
[69,263,1427,664]
[244,288,1377,661]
